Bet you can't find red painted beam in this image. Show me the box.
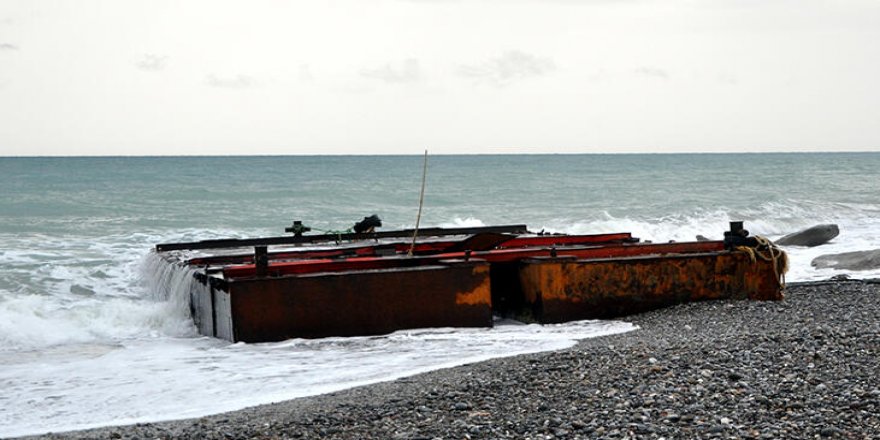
[222,240,724,279]
[187,232,634,267]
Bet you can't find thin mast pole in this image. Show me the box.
[408,150,428,256]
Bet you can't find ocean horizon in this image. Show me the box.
[2,152,879,436]
[3,150,878,158]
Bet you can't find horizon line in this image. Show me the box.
[2,149,879,159]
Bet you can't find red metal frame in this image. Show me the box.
[186,232,635,267]
[221,240,724,279]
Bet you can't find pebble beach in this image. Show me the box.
[29,280,880,440]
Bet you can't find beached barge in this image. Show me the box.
[155,222,787,342]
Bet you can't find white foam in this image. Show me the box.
[3,198,879,436]
[439,217,487,228]
[0,235,199,353]
[0,320,636,438]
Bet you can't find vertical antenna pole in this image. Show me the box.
[408,150,429,256]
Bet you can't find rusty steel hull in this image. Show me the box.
[176,232,786,342]
[191,261,493,342]
[518,251,783,323]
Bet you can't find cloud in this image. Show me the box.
[298,64,314,82]
[0,43,19,51]
[360,59,421,84]
[457,50,555,85]
[204,74,257,89]
[135,54,168,71]
[587,68,610,82]
[401,0,635,3]
[717,72,738,85]
[634,66,670,79]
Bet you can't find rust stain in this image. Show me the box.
[519,251,784,323]
[223,263,494,342]
[533,263,567,303]
[455,265,492,306]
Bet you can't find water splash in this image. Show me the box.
[139,251,197,318]
[0,319,636,438]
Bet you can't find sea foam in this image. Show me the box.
[2,154,879,436]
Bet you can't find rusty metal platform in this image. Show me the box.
[517,250,785,323]
[191,260,492,342]
[161,221,786,342]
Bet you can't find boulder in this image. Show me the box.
[775,224,839,247]
[811,249,880,271]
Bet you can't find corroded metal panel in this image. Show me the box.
[224,262,492,342]
[519,251,783,323]
[213,287,234,341]
[190,276,214,337]
[710,251,782,301]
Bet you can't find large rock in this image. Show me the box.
[775,224,839,247]
[812,250,880,271]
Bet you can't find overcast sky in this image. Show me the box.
[0,0,878,156]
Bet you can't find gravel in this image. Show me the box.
[30,280,880,439]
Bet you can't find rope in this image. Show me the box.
[735,235,789,288]
[295,223,353,243]
[408,150,429,256]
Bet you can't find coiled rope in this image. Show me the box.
[735,236,789,288]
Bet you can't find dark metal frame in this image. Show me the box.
[156,224,529,252]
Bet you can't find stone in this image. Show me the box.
[665,413,681,422]
[775,224,839,247]
[812,249,880,271]
[820,427,837,437]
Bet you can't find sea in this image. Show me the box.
[1,153,878,437]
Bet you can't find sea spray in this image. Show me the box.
[2,153,879,437]
[140,252,196,311]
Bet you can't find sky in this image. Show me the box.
[0,0,878,156]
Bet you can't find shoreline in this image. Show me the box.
[29,279,880,439]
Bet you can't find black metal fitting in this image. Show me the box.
[723,221,758,249]
[353,215,382,234]
[285,220,311,237]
